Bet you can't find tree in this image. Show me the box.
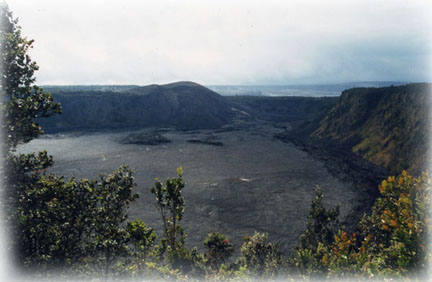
[0,3,61,152]
[86,165,139,278]
[289,171,431,279]
[0,3,61,270]
[353,171,431,276]
[1,7,146,279]
[203,232,234,270]
[299,185,340,251]
[15,164,140,275]
[240,232,282,277]
[150,167,200,275]
[289,185,340,276]
[151,167,186,254]
[126,219,157,271]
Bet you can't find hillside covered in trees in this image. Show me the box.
[276,83,431,178]
[312,83,431,174]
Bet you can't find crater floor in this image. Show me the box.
[18,124,360,254]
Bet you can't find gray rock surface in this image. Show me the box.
[121,131,171,145]
[18,124,364,255]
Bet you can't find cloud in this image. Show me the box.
[7,0,432,85]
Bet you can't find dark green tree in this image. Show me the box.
[0,3,61,152]
[203,232,234,270]
[126,219,157,270]
[1,6,145,278]
[16,164,139,275]
[240,232,282,276]
[151,167,186,253]
[150,167,199,275]
[289,186,340,276]
[16,172,96,268]
[0,3,62,270]
[87,165,139,278]
[298,185,340,250]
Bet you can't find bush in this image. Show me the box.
[126,219,157,271]
[290,185,339,276]
[14,164,140,277]
[352,170,431,277]
[240,232,282,277]
[291,170,431,279]
[203,232,234,270]
[151,167,186,254]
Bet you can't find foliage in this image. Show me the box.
[16,173,93,268]
[85,165,139,277]
[127,219,157,260]
[203,232,234,270]
[239,232,282,277]
[0,3,61,152]
[290,170,431,279]
[352,170,431,276]
[3,4,431,280]
[312,83,431,173]
[289,185,340,276]
[299,185,340,251]
[150,167,203,276]
[5,150,53,196]
[14,165,139,275]
[0,7,150,279]
[151,167,186,254]
[0,3,63,273]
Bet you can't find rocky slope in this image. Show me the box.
[39,82,340,133]
[312,83,431,174]
[226,96,337,123]
[274,83,431,220]
[40,81,237,131]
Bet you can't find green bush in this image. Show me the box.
[126,219,157,271]
[291,170,431,279]
[151,167,186,254]
[15,165,139,275]
[203,232,234,270]
[290,185,339,276]
[240,232,282,277]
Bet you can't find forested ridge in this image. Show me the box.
[1,4,431,281]
[313,84,431,174]
[38,82,340,133]
[39,82,235,131]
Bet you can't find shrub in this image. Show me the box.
[126,219,157,271]
[290,185,339,276]
[240,232,282,277]
[151,167,186,254]
[203,232,234,270]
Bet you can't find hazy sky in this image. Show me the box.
[6,0,432,85]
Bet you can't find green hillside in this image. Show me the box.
[312,83,431,173]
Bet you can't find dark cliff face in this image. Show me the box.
[39,81,236,131]
[312,83,432,174]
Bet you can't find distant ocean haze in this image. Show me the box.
[41,81,408,97]
[207,81,407,97]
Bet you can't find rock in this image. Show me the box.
[186,135,223,146]
[121,131,171,145]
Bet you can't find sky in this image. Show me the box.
[5,0,432,85]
